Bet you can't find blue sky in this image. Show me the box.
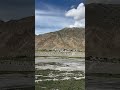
[35,0,85,34]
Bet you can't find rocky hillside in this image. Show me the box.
[35,28,85,51]
[86,3,120,28]
[86,3,120,57]
[0,16,35,57]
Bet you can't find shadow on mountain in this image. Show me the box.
[0,16,35,90]
[86,3,120,90]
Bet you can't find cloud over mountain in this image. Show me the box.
[65,3,85,28]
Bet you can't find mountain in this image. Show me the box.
[0,16,35,57]
[86,3,120,28]
[86,3,120,57]
[35,28,85,51]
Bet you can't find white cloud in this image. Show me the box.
[35,9,74,34]
[65,3,85,28]
[69,19,85,28]
[35,2,85,35]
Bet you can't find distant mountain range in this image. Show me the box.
[0,3,119,57]
[35,28,85,51]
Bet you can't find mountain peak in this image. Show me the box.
[35,28,85,51]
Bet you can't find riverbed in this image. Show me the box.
[35,57,85,90]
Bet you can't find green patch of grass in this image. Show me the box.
[35,79,85,90]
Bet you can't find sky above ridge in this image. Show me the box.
[0,0,34,21]
[35,0,85,34]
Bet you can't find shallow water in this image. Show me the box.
[36,58,85,71]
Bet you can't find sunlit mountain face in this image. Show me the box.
[35,28,85,51]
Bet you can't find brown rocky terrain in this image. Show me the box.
[86,3,120,58]
[35,28,85,51]
[0,16,35,57]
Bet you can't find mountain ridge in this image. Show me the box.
[35,27,85,51]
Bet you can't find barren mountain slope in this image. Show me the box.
[86,3,120,57]
[0,16,35,57]
[35,28,85,51]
